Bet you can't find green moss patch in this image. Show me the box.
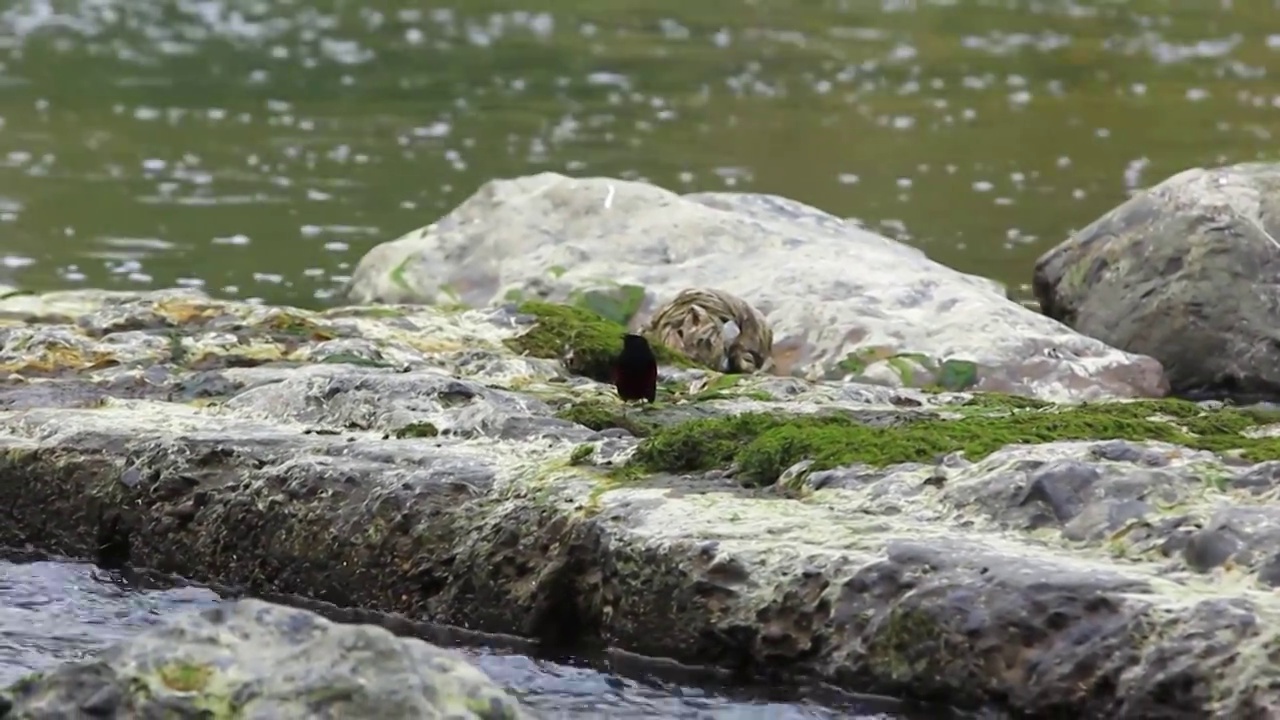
[263,313,337,342]
[628,399,1280,487]
[504,301,700,382]
[393,421,440,439]
[569,444,594,465]
[836,347,982,392]
[388,256,414,292]
[934,359,979,392]
[568,284,647,326]
[959,392,1052,411]
[554,399,657,437]
[157,661,213,693]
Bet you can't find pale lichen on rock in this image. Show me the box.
[1,288,1280,717]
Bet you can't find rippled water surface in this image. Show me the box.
[2,0,1279,303]
[0,561,900,718]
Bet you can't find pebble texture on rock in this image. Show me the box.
[342,172,1167,402]
[0,598,529,719]
[0,288,1277,718]
[1035,162,1280,400]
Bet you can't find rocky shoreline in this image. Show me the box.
[1,287,1279,717]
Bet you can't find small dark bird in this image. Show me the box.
[612,333,658,404]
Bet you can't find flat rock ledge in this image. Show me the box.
[0,598,528,719]
[1,288,1280,718]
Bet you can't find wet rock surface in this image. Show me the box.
[0,288,1279,718]
[1034,162,1280,401]
[343,172,1166,402]
[0,597,530,719]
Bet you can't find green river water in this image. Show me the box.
[2,0,1277,308]
[0,0,1277,716]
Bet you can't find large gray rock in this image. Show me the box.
[1034,162,1280,400]
[343,172,1167,402]
[2,287,1280,718]
[0,598,530,719]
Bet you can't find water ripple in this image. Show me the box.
[0,0,1274,305]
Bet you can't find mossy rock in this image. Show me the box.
[157,661,214,692]
[568,284,647,326]
[628,398,1280,487]
[958,392,1052,411]
[838,347,982,392]
[504,301,701,383]
[554,399,657,437]
[393,421,440,439]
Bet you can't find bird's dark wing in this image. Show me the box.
[645,362,658,402]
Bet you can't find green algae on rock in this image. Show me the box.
[553,398,657,437]
[835,348,984,393]
[503,300,699,382]
[957,391,1052,411]
[0,599,529,719]
[567,282,649,326]
[628,398,1280,486]
[393,421,441,438]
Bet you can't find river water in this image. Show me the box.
[0,560,904,718]
[0,0,1263,713]
[0,0,1275,304]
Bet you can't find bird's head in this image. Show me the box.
[621,332,650,351]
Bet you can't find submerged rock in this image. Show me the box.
[2,288,1280,717]
[342,172,1166,402]
[1034,162,1280,401]
[0,598,529,719]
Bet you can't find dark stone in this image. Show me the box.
[79,683,123,716]
[1182,527,1241,572]
[172,370,244,400]
[1016,460,1101,522]
[1106,500,1153,531]
[1090,440,1171,467]
[1256,552,1280,588]
[1232,460,1280,494]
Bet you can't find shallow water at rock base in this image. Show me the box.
[0,559,909,719]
